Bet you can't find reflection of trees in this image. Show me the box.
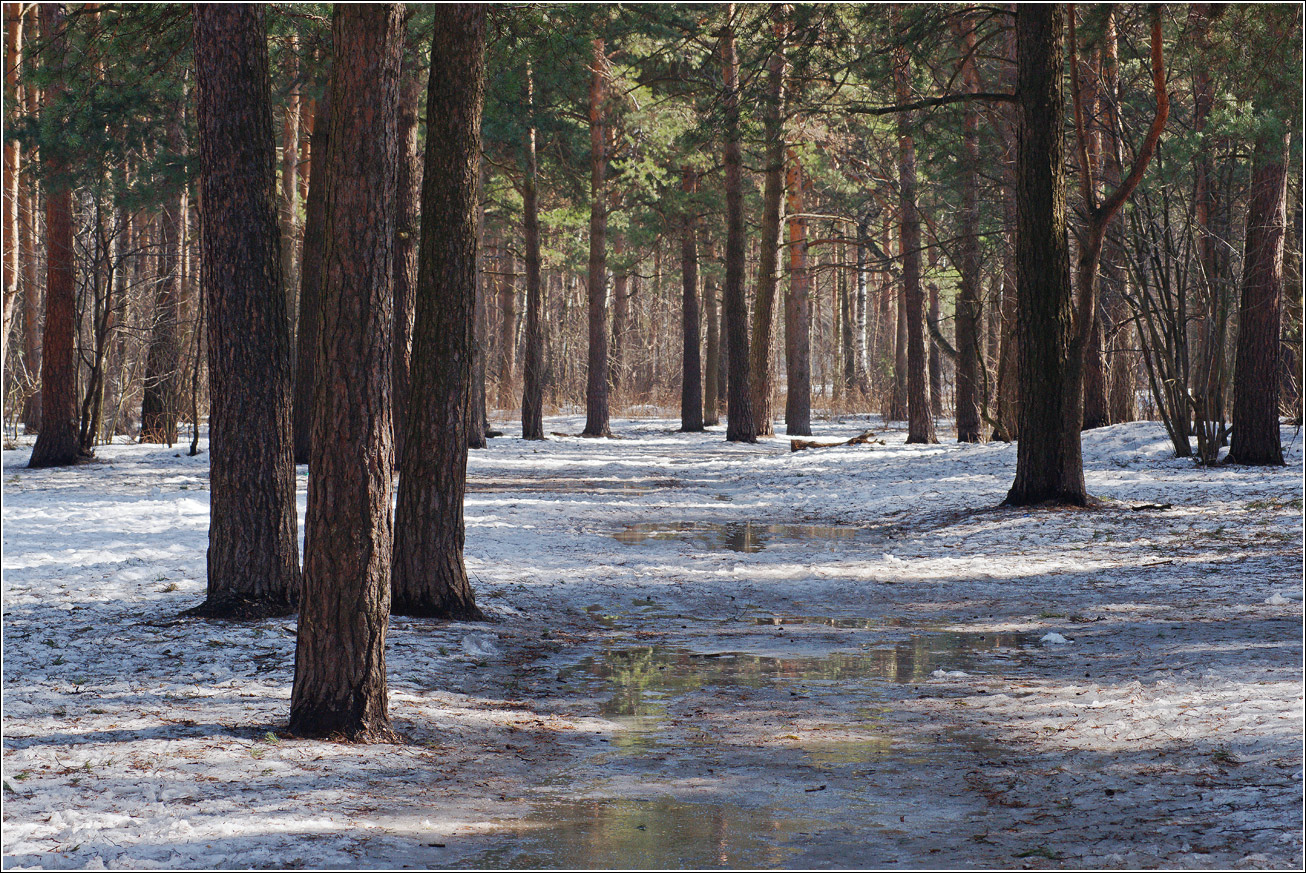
[504,799,798,868]
[587,631,1033,713]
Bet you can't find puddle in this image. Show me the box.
[560,630,1035,719]
[461,798,811,869]
[613,521,862,553]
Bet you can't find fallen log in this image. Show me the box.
[790,430,884,452]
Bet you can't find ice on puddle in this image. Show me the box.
[461,634,500,659]
[1263,593,1290,605]
[1040,632,1070,645]
[931,669,969,679]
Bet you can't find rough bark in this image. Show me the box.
[1227,131,1290,466]
[290,3,403,742]
[521,63,545,440]
[189,3,301,615]
[720,10,754,442]
[749,5,787,438]
[680,166,703,431]
[783,147,810,436]
[953,13,983,442]
[894,44,936,444]
[1005,5,1084,506]
[392,56,421,466]
[292,84,331,466]
[581,36,611,437]
[29,3,80,469]
[391,4,487,619]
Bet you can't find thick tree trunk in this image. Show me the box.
[190,3,302,615]
[392,55,421,467]
[783,148,811,435]
[954,14,983,442]
[720,11,754,443]
[292,85,331,466]
[1228,131,1290,466]
[749,6,786,437]
[521,64,545,440]
[680,166,703,432]
[1005,5,1085,506]
[391,4,487,619]
[895,45,936,444]
[29,4,80,469]
[581,37,611,437]
[290,3,403,742]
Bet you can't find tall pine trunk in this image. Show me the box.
[190,3,302,615]
[783,148,811,435]
[392,52,422,467]
[953,13,983,442]
[391,4,487,619]
[521,63,545,440]
[1005,5,1085,506]
[581,37,611,437]
[29,4,79,468]
[140,116,187,446]
[292,84,331,466]
[1228,131,1290,466]
[895,43,935,444]
[680,166,703,431]
[721,10,754,442]
[290,3,404,741]
[749,5,786,437]
[703,240,721,427]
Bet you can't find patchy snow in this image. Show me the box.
[3,415,1303,869]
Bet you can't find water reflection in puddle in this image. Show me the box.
[613,520,862,553]
[462,798,812,869]
[561,630,1033,719]
[463,628,1027,868]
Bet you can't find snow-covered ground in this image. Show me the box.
[3,415,1302,869]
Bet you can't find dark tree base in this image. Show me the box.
[287,711,399,743]
[680,425,705,434]
[390,597,486,622]
[27,447,91,469]
[183,595,296,621]
[1001,492,1096,509]
[580,428,613,438]
[1225,451,1285,467]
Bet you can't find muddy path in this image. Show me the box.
[3,417,1301,869]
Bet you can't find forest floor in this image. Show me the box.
[2,414,1303,870]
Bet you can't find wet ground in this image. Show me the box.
[4,417,1301,869]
